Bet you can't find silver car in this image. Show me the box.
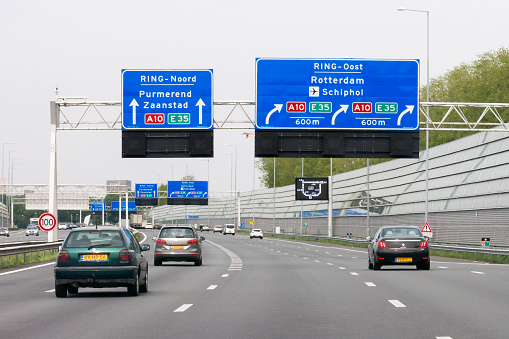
[153,226,204,266]
[26,225,40,236]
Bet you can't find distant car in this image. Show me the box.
[58,223,68,230]
[146,223,153,229]
[223,224,235,235]
[250,229,263,239]
[213,225,223,233]
[367,225,430,270]
[26,225,40,236]
[0,227,10,237]
[201,225,210,232]
[54,226,150,298]
[153,226,204,266]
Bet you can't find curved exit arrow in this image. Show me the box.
[397,105,415,126]
[265,104,283,125]
[331,105,349,125]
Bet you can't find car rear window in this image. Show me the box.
[253,229,261,232]
[382,228,421,237]
[160,228,195,238]
[65,230,125,248]
[226,225,234,229]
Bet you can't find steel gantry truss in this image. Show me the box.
[53,98,509,131]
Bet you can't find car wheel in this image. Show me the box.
[154,259,162,266]
[373,256,382,270]
[139,270,148,293]
[26,234,28,236]
[128,274,139,296]
[250,236,253,239]
[67,286,79,294]
[368,258,374,270]
[421,261,430,270]
[194,257,202,266]
[55,283,68,298]
[260,237,263,239]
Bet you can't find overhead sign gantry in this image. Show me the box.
[255,58,420,158]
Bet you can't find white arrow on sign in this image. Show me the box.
[397,105,414,126]
[130,99,139,125]
[331,105,349,125]
[265,104,283,125]
[196,98,205,124]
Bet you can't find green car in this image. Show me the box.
[54,226,150,298]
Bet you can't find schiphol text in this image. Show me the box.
[322,88,364,97]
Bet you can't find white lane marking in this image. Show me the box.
[327,263,334,266]
[303,257,309,260]
[350,272,359,276]
[277,250,281,253]
[314,260,320,263]
[436,337,453,339]
[325,252,330,254]
[337,255,343,257]
[352,257,357,259]
[207,240,242,272]
[207,285,218,290]
[438,266,448,269]
[365,282,376,287]
[0,262,54,276]
[174,304,193,313]
[471,271,485,275]
[228,268,242,271]
[221,274,229,278]
[45,289,55,293]
[389,300,406,308]
[284,253,289,255]
[338,267,346,270]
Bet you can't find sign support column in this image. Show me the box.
[48,101,58,242]
[328,175,332,238]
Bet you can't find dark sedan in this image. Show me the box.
[54,226,150,297]
[367,225,430,270]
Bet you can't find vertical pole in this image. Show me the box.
[118,194,122,227]
[125,190,128,228]
[300,158,303,235]
[273,158,275,233]
[328,175,332,238]
[425,11,430,225]
[237,191,241,230]
[48,101,58,242]
[102,206,105,225]
[366,159,370,237]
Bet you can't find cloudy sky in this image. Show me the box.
[1,0,507,194]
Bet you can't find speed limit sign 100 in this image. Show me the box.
[38,213,56,231]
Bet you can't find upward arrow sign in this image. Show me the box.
[196,98,205,124]
[130,99,139,125]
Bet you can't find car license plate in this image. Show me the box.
[81,254,108,261]
[396,257,412,262]
[170,246,184,249]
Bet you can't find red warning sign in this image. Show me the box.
[421,222,432,237]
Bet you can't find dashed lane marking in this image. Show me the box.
[174,304,193,313]
[388,300,406,308]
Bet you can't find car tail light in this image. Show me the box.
[57,250,70,262]
[377,241,388,248]
[118,249,131,263]
[187,239,198,245]
[156,239,167,245]
[418,240,428,248]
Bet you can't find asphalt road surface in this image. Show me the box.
[1,230,508,339]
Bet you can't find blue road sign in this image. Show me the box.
[111,201,137,211]
[135,183,158,198]
[256,58,419,131]
[91,201,105,211]
[168,181,208,199]
[122,69,213,130]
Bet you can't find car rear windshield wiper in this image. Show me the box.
[88,244,112,250]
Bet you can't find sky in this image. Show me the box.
[1,0,508,195]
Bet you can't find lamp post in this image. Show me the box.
[1,142,14,227]
[398,7,430,225]
[222,153,233,223]
[7,151,19,228]
[225,144,238,228]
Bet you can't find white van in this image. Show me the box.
[223,224,235,235]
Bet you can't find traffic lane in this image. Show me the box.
[217,234,509,338]
[0,233,233,339]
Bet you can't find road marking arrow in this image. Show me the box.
[196,98,206,124]
[397,105,414,126]
[331,105,349,125]
[130,99,139,125]
[265,104,283,125]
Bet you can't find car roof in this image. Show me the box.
[379,225,419,229]
[72,226,123,231]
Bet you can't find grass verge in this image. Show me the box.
[0,252,58,269]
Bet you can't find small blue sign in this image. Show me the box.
[111,201,137,211]
[91,201,105,211]
[256,58,419,131]
[122,69,213,130]
[240,223,245,228]
[168,181,208,199]
[135,183,158,198]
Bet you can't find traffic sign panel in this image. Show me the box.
[38,213,56,231]
[135,183,158,198]
[256,58,419,130]
[122,69,213,130]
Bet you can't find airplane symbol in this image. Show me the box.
[309,86,319,97]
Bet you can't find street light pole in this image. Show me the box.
[225,144,238,228]
[1,142,14,227]
[398,7,430,225]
